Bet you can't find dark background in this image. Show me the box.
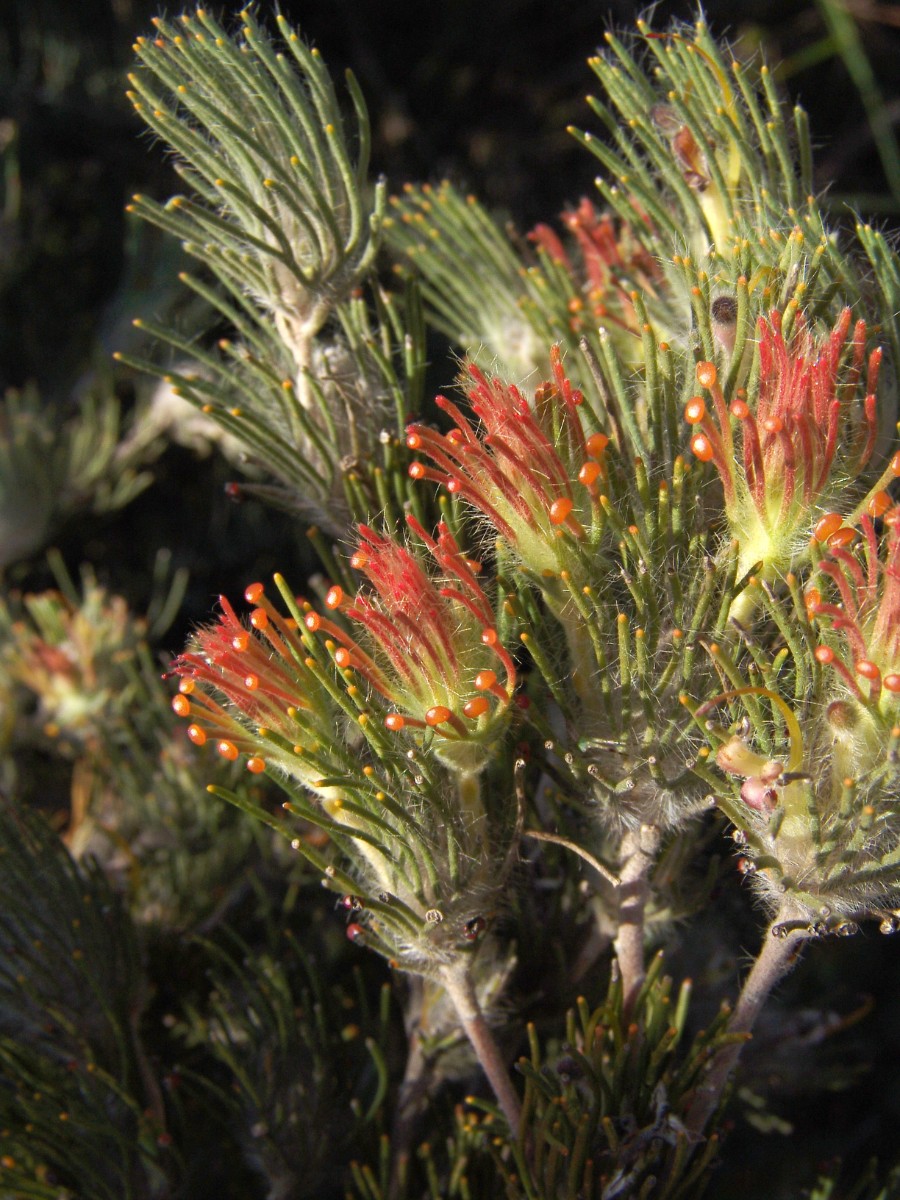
[2,2,899,1196]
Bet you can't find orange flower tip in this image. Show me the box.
[425,705,452,727]
[350,549,369,570]
[481,628,499,646]
[884,675,900,693]
[464,696,490,719]
[815,646,835,664]
[855,660,881,681]
[325,586,344,609]
[172,695,191,718]
[246,757,266,774]
[249,607,268,630]
[827,527,857,549]
[762,416,783,434]
[867,491,893,518]
[334,648,354,669]
[684,397,706,425]
[730,399,750,419]
[585,432,609,457]
[813,512,843,543]
[406,432,423,450]
[187,724,207,746]
[547,494,573,523]
[217,740,239,761]
[475,669,498,690]
[446,478,462,493]
[579,461,602,487]
[305,613,322,632]
[244,582,265,604]
[891,451,900,477]
[244,673,259,690]
[178,678,195,694]
[696,362,718,389]
[690,434,714,462]
[385,713,406,731]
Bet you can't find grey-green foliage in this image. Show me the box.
[123,8,426,533]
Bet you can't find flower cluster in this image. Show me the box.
[172,519,516,779]
[407,346,609,582]
[307,517,516,774]
[809,510,900,723]
[686,307,896,594]
[528,199,666,349]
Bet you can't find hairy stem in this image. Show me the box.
[613,823,661,1015]
[439,960,521,1135]
[685,903,809,1138]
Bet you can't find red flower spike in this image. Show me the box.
[407,348,605,579]
[812,514,900,712]
[689,306,889,590]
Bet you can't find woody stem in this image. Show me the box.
[439,959,522,1135]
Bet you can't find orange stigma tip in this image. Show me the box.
[856,660,881,680]
[425,705,452,726]
[884,674,900,693]
[475,669,498,690]
[690,433,714,462]
[762,416,783,433]
[172,695,191,717]
[867,490,893,518]
[305,613,322,631]
[325,586,344,609]
[217,740,239,761]
[408,462,426,479]
[684,397,706,424]
[406,432,422,449]
[187,724,207,746]
[246,757,266,774]
[549,497,574,525]
[384,714,405,731]
[463,696,490,718]
[585,432,609,457]
[334,648,353,668]
[815,646,835,664]
[178,678,195,694]
[730,399,750,419]
[696,362,718,389]
[351,549,369,569]
[250,607,268,630]
[813,512,843,543]
[232,632,250,652]
[827,527,857,549]
[244,583,264,603]
[578,461,602,487]
[481,628,498,646]
[244,674,259,690]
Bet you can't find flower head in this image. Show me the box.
[528,199,665,351]
[686,307,894,588]
[808,510,900,723]
[407,346,608,579]
[171,585,342,788]
[305,517,516,773]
